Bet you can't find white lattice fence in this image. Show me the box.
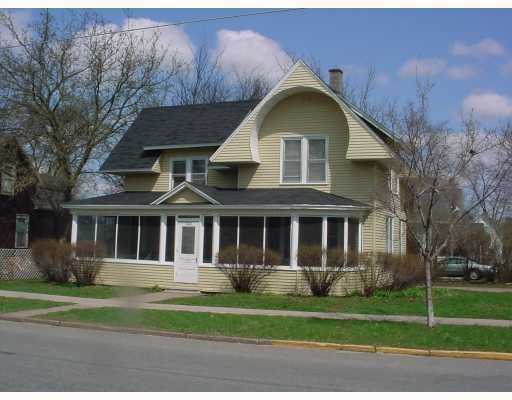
[0,248,42,280]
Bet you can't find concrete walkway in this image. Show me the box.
[1,288,512,327]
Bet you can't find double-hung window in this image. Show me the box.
[0,166,15,195]
[282,137,327,184]
[15,214,29,248]
[170,158,207,188]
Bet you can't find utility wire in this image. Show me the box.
[0,8,305,50]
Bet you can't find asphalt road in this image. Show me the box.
[0,320,511,391]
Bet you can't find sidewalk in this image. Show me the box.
[2,288,512,327]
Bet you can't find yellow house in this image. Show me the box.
[64,60,406,295]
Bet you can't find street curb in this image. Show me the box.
[1,315,511,361]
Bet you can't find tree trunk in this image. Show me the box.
[424,257,435,327]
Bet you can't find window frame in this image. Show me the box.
[386,216,394,254]
[1,166,16,196]
[14,213,29,248]
[280,135,328,185]
[169,157,208,189]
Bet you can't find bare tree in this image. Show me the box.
[383,80,511,327]
[0,10,175,236]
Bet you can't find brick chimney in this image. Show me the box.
[328,68,343,95]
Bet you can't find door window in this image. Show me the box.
[181,226,195,254]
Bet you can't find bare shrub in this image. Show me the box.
[31,239,73,283]
[71,241,105,286]
[350,252,385,297]
[216,245,281,293]
[379,253,425,290]
[298,245,346,296]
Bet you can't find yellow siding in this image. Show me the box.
[165,189,209,204]
[211,61,391,163]
[123,147,237,191]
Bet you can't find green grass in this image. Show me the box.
[39,307,512,353]
[0,296,67,314]
[0,280,158,299]
[162,287,512,320]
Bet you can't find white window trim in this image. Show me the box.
[14,214,29,248]
[390,169,399,195]
[169,157,208,189]
[280,135,329,185]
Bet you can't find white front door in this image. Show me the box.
[174,217,200,283]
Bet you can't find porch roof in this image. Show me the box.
[64,184,369,209]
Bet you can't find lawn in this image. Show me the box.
[0,280,158,299]
[161,287,512,320]
[0,296,67,314]
[39,307,512,353]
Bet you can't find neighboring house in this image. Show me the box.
[0,136,69,249]
[64,61,406,294]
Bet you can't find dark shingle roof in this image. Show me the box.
[101,100,259,172]
[65,185,368,208]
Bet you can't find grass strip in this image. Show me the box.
[0,296,68,314]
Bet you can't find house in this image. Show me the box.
[0,136,69,250]
[64,61,406,294]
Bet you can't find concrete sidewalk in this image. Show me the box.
[2,288,512,327]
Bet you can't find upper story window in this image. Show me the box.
[170,158,207,189]
[389,169,399,195]
[281,136,327,184]
[0,166,15,195]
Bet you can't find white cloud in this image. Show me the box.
[399,58,446,77]
[462,92,512,118]
[214,29,291,83]
[451,39,506,57]
[446,65,478,80]
[375,72,390,85]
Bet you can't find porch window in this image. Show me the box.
[76,215,95,243]
[170,158,207,188]
[219,216,238,251]
[14,214,29,248]
[348,217,360,254]
[165,216,176,262]
[327,217,344,255]
[96,216,116,258]
[203,216,213,263]
[239,217,264,251]
[265,217,290,266]
[281,137,327,184]
[139,216,160,261]
[298,217,323,266]
[117,216,138,259]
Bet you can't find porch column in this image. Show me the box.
[290,215,299,268]
[343,217,349,254]
[71,214,77,245]
[212,215,220,263]
[159,215,167,264]
[358,220,363,253]
[321,217,328,267]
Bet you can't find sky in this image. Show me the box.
[4,8,512,128]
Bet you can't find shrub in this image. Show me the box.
[70,241,105,286]
[379,253,425,290]
[216,244,281,293]
[352,252,386,297]
[31,239,73,283]
[298,245,346,296]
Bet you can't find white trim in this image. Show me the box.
[290,215,299,268]
[114,216,119,259]
[159,215,166,264]
[71,214,78,245]
[280,135,328,185]
[168,156,209,190]
[321,217,327,267]
[101,168,156,174]
[136,216,141,260]
[144,143,221,151]
[151,181,221,205]
[359,220,363,253]
[212,215,220,263]
[198,215,204,264]
[343,217,349,254]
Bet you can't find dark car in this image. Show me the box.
[438,256,496,281]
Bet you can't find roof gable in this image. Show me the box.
[151,182,220,205]
[210,60,393,164]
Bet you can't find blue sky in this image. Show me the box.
[9,8,512,127]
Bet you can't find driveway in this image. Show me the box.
[0,320,511,391]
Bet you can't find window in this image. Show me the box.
[165,216,176,262]
[298,217,323,266]
[389,169,399,195]
[281,137,327,184]
[386,216,393,254]
[96,216,116,258]
[265,217,290,266]
[0,167,15,195]
[348,218,360,254]
[77,215,95,243]
[181,226,195,254]
[117,216,138,259]
[14,214,29,248]
[282,139,302,183]
[239,217,264,250]
[327,217,344,255]
[170,158,207,188]
[219,216,238,251]
[139,216,160,261]
[203,216,213,263]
